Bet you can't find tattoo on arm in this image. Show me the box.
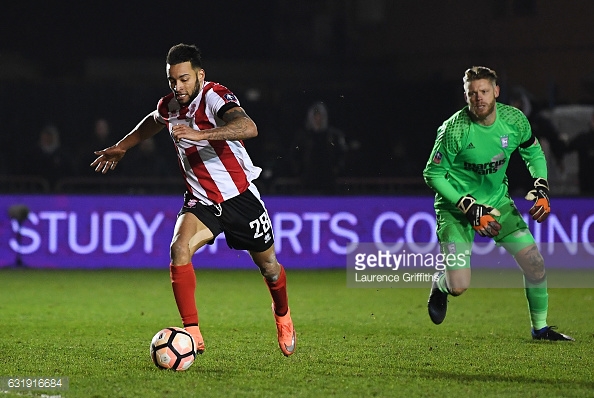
[206,107,255,140]
[222,107,249,123]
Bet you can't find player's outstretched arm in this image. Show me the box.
[91,112,164,174]
[91,144,127,174]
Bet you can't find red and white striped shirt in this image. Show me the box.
[155,81,262,205]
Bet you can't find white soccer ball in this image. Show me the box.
[150,327,196,371]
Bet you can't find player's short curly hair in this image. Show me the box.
[463,66,497,85]
[167,43,203,69]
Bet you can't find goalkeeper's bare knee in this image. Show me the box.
[515,245,546,281]
[449,287,467,296]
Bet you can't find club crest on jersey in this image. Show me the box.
[224,93,239,103]
[501,135,509,148]
[432,151,443,164]
[446,242,456,254]
[185,199,198,208]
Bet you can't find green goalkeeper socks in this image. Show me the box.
[524,275,548,330]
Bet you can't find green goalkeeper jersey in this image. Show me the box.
[423,102,547,213]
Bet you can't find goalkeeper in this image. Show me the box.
[423,66,573,341]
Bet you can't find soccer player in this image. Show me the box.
[422,66,573,341]
[90,43,296,356]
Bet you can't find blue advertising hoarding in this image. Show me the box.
[1,195,594,270]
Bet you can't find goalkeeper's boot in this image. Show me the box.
[428,271,448,325]
[532,326,574,341]
[184,325,206,354]
[273,304,296,356]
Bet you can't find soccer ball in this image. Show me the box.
[150,327,196,371]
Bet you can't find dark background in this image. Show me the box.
[2,0,593,192]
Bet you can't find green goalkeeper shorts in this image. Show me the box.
[436,201,536,269]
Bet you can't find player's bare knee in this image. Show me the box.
[449,287,467,296]
[521,260,545,282]
[445,270,470,296]
[170,239,189,264]
[254,257,279,281]
[524,268,546,284]
[250,248,280,281]
[525,258,546,281]
[515,244,546,281]
[259,261,280,282]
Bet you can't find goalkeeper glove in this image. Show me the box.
[525,177,550,223]
[456,195,502,237]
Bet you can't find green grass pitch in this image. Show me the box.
[0,268,592,397]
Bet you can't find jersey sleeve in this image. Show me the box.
[517,113,548,180]
[423,119,466,205]
[207,84,241,120]
[155,93,176,125]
